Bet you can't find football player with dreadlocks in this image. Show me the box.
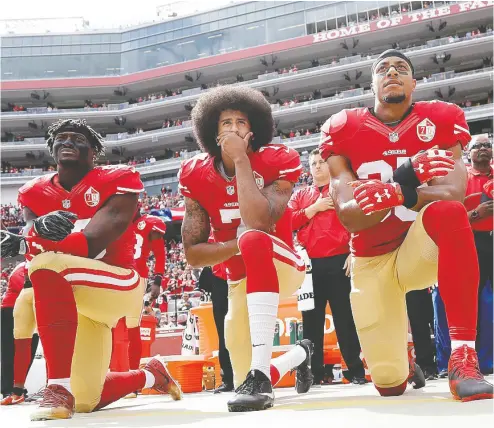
[1,119,182,421]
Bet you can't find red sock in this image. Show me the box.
[238,230,279,293]
[13,338,32,386]
[127,327,142,370]
[110,318,130,372]
[270,364,281,386]
[30,269,77,380]
[375,380,407,397]
[422,201,479,341]
[94,370,146,410]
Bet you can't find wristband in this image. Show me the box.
[392,158,421,189]
[400,184,418,209]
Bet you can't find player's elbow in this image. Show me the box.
[183,250,201,269]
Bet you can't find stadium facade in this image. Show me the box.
[1,0,493,202]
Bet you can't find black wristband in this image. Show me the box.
[392,158,421,189]
[400,184,418,209]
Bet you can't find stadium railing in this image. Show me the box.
[1,32,491,117]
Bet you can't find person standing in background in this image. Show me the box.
[289,149,365,385]
[434,135,493,376]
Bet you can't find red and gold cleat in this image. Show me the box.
[1,393,25,406]
[143,358,183,401]
[448,345,494,402]
[30,385,75,421]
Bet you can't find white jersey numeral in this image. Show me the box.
[219,208,246,237]
[134,233,144,259]
[356,158,417,222]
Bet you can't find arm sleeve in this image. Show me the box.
[318,111,348,160]
[151,238,166,275]
[288,191,310,231]
[447,104,471,149]
[278,149,303,183]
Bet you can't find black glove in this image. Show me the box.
[33,211,78,241]
[0,230,27,258]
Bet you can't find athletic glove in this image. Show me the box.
[350,180,405,215]
[483,179,493,199]
[33,210,78,241]
[0,231,31,258]
[393,149,455,188]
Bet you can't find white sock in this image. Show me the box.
[47,378,71,393]
[271,344,307,377]
[143,369,156,389]
[451,340,476,351]
[247,292,279,379]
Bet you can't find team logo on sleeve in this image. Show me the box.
[253,172,265,189]
[137,220,146,230]
[84,187,100,207]
[416,118,436,142]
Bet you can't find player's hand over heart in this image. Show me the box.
[411,149,455,184]
[349,180,404,215]
[483,179,493,199]
[217,131,253,163]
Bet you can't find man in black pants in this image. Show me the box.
[406,289,437,380]
[465,135,493,350]
[1,263,39,402]
[289,149,365,384]
[198,264,233,392]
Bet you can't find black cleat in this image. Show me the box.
[423,366,438,381]
[408,362,426,389]
[294,339,314,394]
[227,370,274,412]
[448,345,494,402]
[213,382,234,394]
[351,376,368,385]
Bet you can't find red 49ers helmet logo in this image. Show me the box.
[416,118,436,143]
[84,187,100,207]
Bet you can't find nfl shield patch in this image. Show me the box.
[84,187,100,207]
[389,132,399,143]
[417,118,436,142]
[62,199,71,209]
[226,185,235,195]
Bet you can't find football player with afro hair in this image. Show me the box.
[180,86,313,412]
[191,85,275,158]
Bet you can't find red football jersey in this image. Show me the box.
[18,165,144,268]
[319,101,471,257]
[1,262,26,309]
[133,214,167,278]
[178,144,302,281]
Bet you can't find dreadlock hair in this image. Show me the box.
[46,119,105,158]
[191,86,275,158]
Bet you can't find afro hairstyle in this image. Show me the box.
[191,85,275,158]
[46,118,105,158]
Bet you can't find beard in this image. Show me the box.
[383,93,406,104]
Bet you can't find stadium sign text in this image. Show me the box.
[313,0,493,44]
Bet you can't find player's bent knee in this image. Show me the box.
[371,363,408,391]
[375,380,407,397]
[28,251,64,276]
[422,200,469,241]
[238,229,272,255]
